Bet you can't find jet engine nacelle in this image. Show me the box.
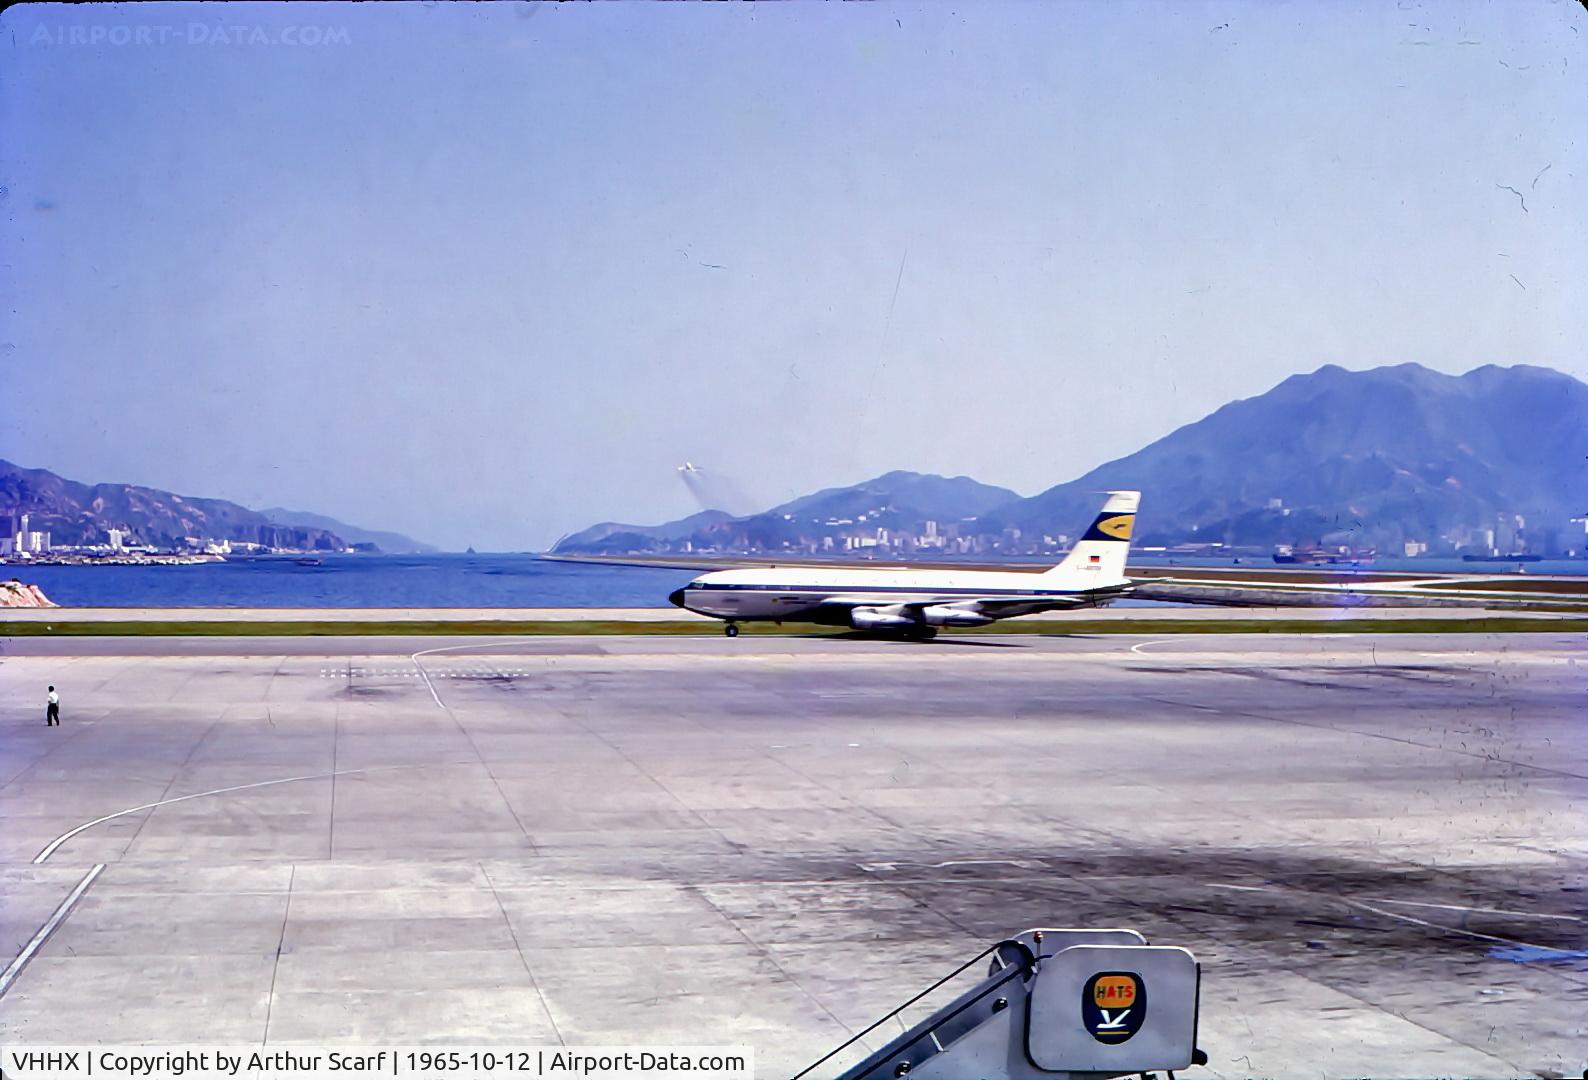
[920,605,994,627]
[849,608,915,630]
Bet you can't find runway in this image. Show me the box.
[0,633,1583,1076]
[4,604,1568,622]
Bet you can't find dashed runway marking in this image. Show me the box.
[317,667,533,678]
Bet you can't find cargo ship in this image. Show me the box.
[1273,545,1376,565]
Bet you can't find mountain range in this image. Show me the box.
[10,363,1582,559]
[988,363,1587,553]
[0,459,433,553]
[555,363,1588,557]
[556,472,1019,555]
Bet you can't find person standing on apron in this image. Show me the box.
[46,685,60,726]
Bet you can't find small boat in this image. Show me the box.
[295,557,323,567]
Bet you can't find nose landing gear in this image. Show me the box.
[724,623,740,638]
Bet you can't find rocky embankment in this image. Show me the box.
[1,580,56,608]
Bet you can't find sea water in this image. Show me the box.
[10,554,698,608]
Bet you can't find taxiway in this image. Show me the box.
[0,633,1583,1077]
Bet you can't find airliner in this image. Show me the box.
[668,491,1140,637]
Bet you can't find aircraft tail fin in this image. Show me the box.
[1041,491,1140,589]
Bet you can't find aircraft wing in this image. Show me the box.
[813,589,1122,622]
[958,595,1097,618]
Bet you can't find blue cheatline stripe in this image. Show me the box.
[690,583,1099,598]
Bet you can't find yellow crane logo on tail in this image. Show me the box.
[1095,514,1135,540]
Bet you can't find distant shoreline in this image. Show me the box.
[0,553,225,567]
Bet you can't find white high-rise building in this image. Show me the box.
[1494,513,1525,555]
[108,529,125,552]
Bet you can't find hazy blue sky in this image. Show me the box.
[3,1,1583,550]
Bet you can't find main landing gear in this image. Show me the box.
[724,623,740,638]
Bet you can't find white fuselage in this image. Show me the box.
[666,491,1141,632]
[670,565,1121,625]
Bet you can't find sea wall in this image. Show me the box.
[0,580,57,608]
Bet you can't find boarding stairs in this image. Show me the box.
[797,928,1206,1080]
